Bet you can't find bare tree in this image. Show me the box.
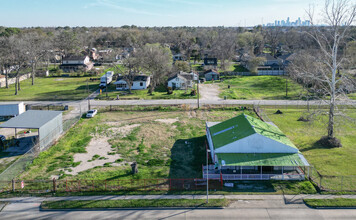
[138,44,172,94]
[0,37,11,88]
[8,36,28,95]
[23,32,49,85]
[289,0,356,143]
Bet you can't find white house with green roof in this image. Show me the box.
[204,114,309,180]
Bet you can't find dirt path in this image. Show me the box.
[199,84,221,100]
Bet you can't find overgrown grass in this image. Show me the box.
[219,76,304,100]
[304,198,356,208]
[0,77,98,101]
[40,199,230,209]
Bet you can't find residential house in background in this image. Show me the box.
[167,71,194,90]
[173,53,185,62]
[114,75,150,90]
[59,55,93,72]
[204,69,220,81]
[204,114,310,181]
[203,58,218,70]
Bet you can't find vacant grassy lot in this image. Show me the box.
[96,84,197,100]
[20,108,255,181]
[304,198,356,208]
[219,76,304,100]
[265,108,356,177]
[41,199,230,209]
[0,77,98,101]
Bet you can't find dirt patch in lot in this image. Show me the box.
[66,137,120,176]
[108,124,141,137]
[154,118,179,124]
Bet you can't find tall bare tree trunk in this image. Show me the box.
[5,68,8,88]
[31,62,35,85]
[14,76,18,95]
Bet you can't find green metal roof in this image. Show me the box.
[245,115,297,150]
[208,114,297,150]
[216,153,307,166]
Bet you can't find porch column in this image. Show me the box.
[15,128,17,139]
[240,166,243,180]
[282,166,284,180]
[260,166,263,180]
[307,166,310,179]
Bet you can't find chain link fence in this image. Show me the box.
[0,104,83,187]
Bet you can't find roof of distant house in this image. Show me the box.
[115,75,149,82]
[204,69,219,74]
[62,55,88,61]
[257,53,278,61]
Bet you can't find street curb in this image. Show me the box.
[39,207,225,211]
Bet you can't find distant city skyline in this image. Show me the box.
[0,0,325,27]
[264,17,311,27]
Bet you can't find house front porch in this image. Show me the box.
[203,165,308,181]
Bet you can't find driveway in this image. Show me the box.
[199,84,221,101]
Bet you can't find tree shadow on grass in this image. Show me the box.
[168,136,206,179]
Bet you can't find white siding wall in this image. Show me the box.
[168,77,185,89]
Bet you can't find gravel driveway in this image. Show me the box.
[198,83,221,100]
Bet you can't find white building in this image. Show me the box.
[167,72,194,89]
[114,75,150,90]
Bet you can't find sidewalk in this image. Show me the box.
[1,194,355,203]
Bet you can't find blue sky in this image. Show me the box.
[0,0,324,27]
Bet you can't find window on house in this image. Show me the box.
[140,82,143,86]
[117,83,126,88]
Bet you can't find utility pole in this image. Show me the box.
[206,148,210,203]
[87,79,90,110]
[197,81,200,109]
[106,75,108,99]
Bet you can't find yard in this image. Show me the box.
[219,76,304,100]
[20,108,256,181]
[0,77,98,101]
[265,107,356,190]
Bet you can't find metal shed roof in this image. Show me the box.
[0,110,62,129]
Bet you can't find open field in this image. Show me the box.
[304,198,356,208]
[96,84,197,100]
[219,76,304,100]
[40,199,230,209]
[0,77,98,101]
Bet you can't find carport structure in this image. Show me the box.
[0,110,63,151]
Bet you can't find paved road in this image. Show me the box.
[16,99,356,108]
[1,195,356,219]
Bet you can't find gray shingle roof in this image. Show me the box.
[0,110,62,129]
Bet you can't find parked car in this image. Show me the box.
[86,109,97,118]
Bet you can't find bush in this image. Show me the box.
[190,89,196,96]
[167,87,173,94]
[316,136,342,148]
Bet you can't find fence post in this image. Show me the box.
[53,178,56,193]
[12,179,15,192]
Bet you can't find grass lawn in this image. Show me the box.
[265,108,356,190]
[40,199,230,209]
[0,77,98,101]
[219,76,304,100]
[96,84,197,100]
[304,198,356,208]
